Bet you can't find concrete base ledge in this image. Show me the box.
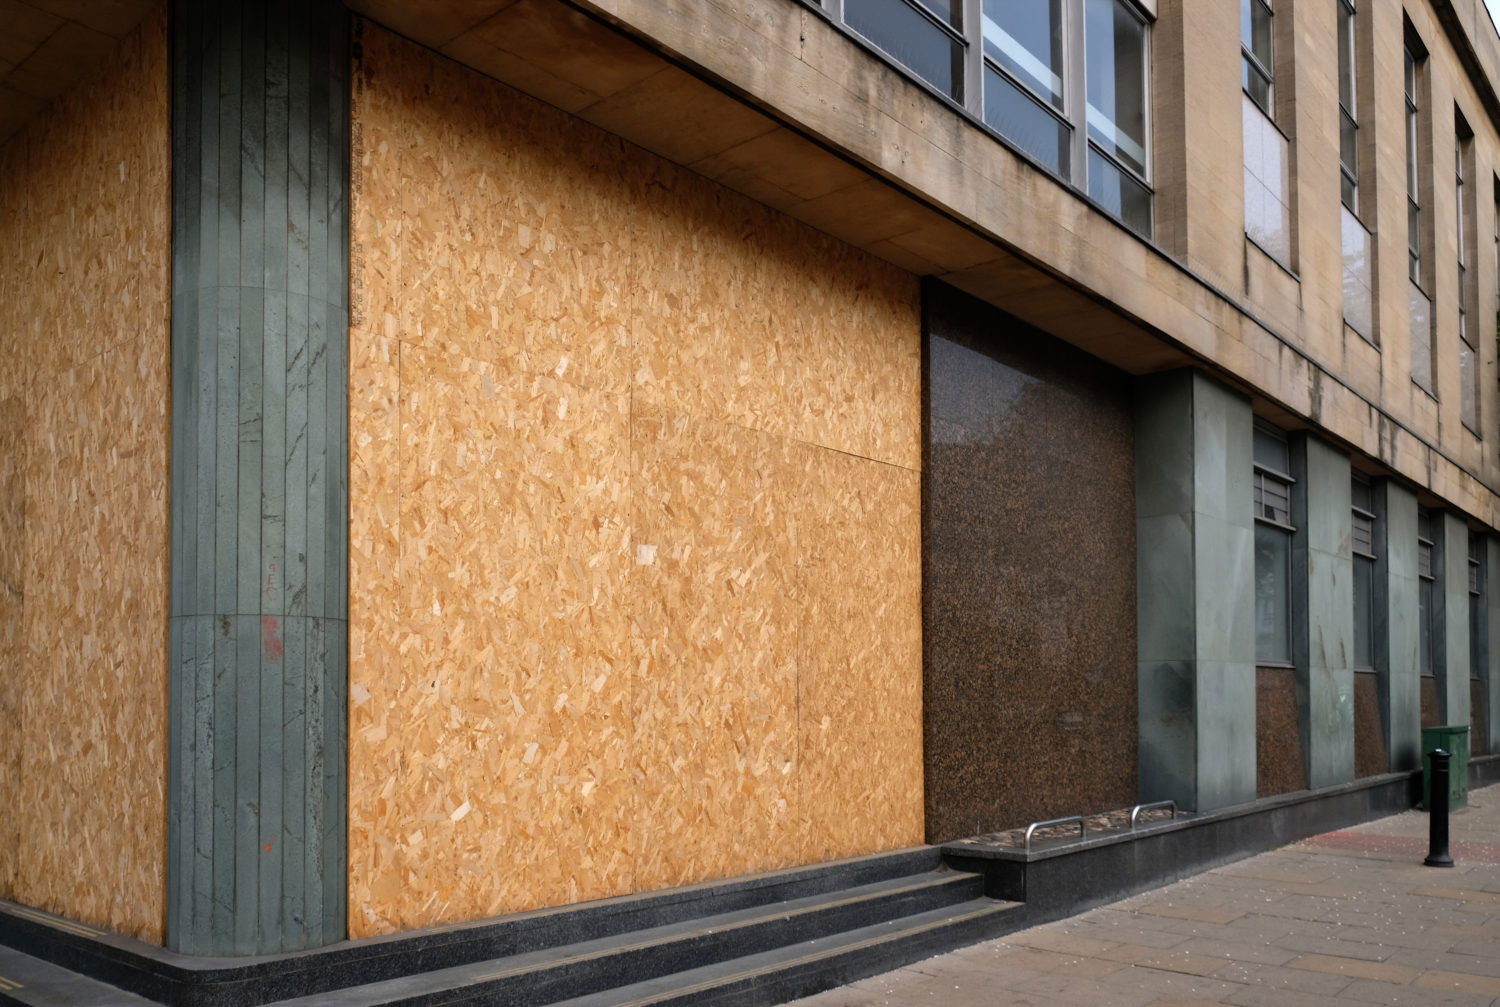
[0,847,943,1006]
[944,759,1500,927]
[6,757,1498,1004]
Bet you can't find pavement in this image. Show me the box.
[794,782,1500,1006]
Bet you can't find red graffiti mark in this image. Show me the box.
[264,844,272,852]
[265,562,279,602]
[262,616,284,661]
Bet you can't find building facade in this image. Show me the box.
[3,0,1500,960]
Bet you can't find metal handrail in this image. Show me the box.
[1023,815,1086,850]
[1130,801,1177,828]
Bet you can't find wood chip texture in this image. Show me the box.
[0,4,170,945]
[348,21,923,937]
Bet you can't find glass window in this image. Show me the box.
[1342,206,1373,339]
[1419,509,1435,677]
[842,0,1151,236]
[984,67,1071,175]
[1458,125,1478,433]
[1085,0,1147,177]
[1410,281,1433,394]
[1473,535,1486,682]
[1339,0,1358,212]
[1242,0,1274,115]
[1353,474,1375,671]
[1088,147,1151,237]
[845,0,966,100]
[1406,45,1423,286]
[1256,522,1292,663]
[983,0,1064,108]
[1244,93,1292,267]
[1354,553,1374,669]
[1254,423,1293,665]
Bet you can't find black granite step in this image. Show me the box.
[0,945,159,1006]
[265,869,985,1006]
[0,847,942,1006]
[550,898,1022,1007]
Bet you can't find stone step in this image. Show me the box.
[0,945,157,1006]
[550,897,1023,1007]
[265,869,990,1006]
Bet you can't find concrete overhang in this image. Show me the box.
[9,0,1500,523]
[342,0,1500,524]
[0,0,160,145]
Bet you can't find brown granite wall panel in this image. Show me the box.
[348,23,923,937]
[922,281,1137,843]
[1422,676,1441,728]
[1472,680,1489,755]
[0,5,170,943]
[1256,667,1306,797]
[1354,671,1387,778]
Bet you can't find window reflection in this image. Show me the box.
[1084,0,1147,177]
[985,68,1071,175]
[983,0,1064,108]
[845,0,965,100]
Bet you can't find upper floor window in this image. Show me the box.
[1338,0,1358,212]
[1242,0,1291,268]
[1406,43,1424,286]
[1406,30,1434,395]
[843,0,965,100]
[1338,0,1372,341]
[836,0,1153,238]
[1242,0,1274,116]
[1458,117,1478,432]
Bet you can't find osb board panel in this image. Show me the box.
[628,161,921,470]
[0,5,169,944]
[348,23,922,936]
[793,444,922,863]
[0,396,23,898]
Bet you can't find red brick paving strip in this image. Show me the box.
[1298,830,1500,862]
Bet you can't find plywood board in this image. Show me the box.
[793,445,923,861]
[348,23,923,937]
[0,4,169,945]
[628,411,805,892]
[629,160,921,470]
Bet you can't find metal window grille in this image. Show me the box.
[1253,469,1292,526]
[1352,509,1376,559]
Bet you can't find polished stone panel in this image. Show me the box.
[1135,370,1256,812]
[1353,671,1387,777]
[1289,434,1354,789]
[1257,667,1305,797]
[1375,480,1421,771]
[923,280,1137,842]
[1442,512,1472,728]
[1421,676,1440,728]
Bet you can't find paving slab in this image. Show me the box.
[793,783,1500,1007]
